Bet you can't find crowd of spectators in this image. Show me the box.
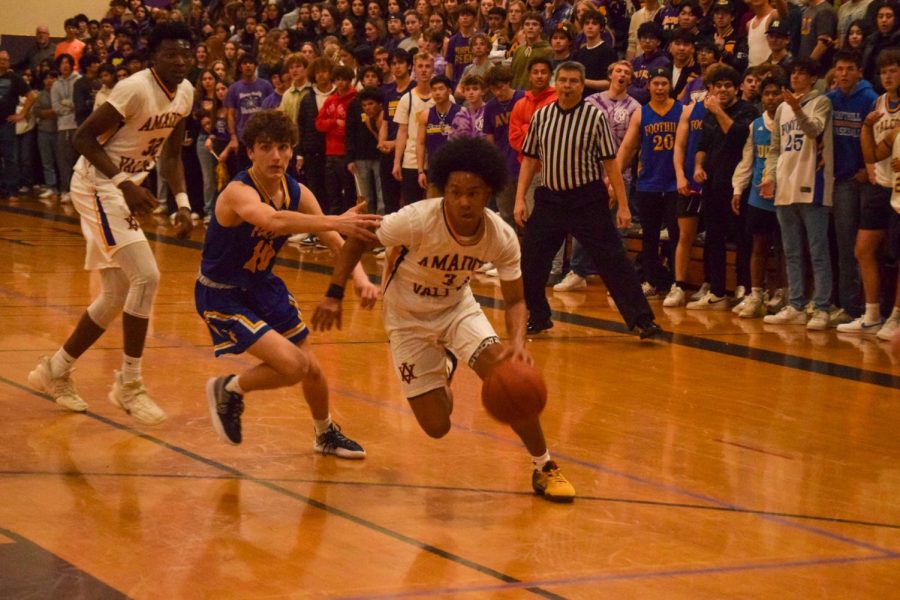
[0,0,899,341]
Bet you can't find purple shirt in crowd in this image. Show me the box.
[449,104,486,140]
[224,77,275,137]
[586,91,640,185]
[261,91,283,109]
[482,89,526,179]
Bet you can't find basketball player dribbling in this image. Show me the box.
[199,110,382,457]
[312,137,576,502]
[29,23,197,424]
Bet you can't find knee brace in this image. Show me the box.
[86,269,130,329]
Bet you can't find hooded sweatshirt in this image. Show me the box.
[315,87,358,156]
[826,79,877,181]
[510,40,553,90]
[764,89,833,207]
[508,86,558,159]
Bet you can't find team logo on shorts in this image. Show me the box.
[125,215,141,231]
[399,362,416,384]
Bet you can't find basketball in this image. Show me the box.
[481,359,547,424]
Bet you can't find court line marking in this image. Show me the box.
[2,470,899,532]
[3,204,895,390]
[0,376,563,600]
[3,206,897,556]
[335,553,900,599]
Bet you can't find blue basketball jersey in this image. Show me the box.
[682,101,706,195]
[748,115,774,212]
[636,101,683,193]
[200,170,302,288]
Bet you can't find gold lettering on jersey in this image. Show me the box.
[243,239,276,272]
[643,121,677,135]
[137,111,183,132]
[119,156,154,173]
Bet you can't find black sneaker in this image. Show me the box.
[634,319,664,340]
[527,317,554,334]
[314,423,366,459]
[206,375,244,445]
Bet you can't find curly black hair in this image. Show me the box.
[428,137,508,196]
[147,22,193,54]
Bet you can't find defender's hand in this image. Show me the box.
[312,297,343,331]
[173,207,193,238]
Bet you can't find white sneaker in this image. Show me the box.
[764,305,808,325]
[836,317,885,335]
[732,296,749,314]
[554,271,587,291]
[39,187,55,198]
[686,291,729,311]
[876,316,900,341]
[59,192,72,204]
[734,285,746,302]
[807,310,830,331]
[690,283,710,301]
[738,294,767,319]
[658,228,669,241]
[288,233,309,244]
[829,308,854,327]
[108,371,166,425]
[766,288,786,313]
[663,284,685,307]
[641,281,659,300]
[27,356,88,412]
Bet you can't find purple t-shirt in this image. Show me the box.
[445,33,473,88]
[482,89,526,178]
[225,78,275,136]
[261,91,283,109]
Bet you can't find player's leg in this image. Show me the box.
[105,241,166,424]
[451,306,575,502]
[28,267,129,412]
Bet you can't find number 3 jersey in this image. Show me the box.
[377,198,521,313]
[74,68,193,185]
[200,171,302,288]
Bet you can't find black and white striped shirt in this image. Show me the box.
[521,100,617,192]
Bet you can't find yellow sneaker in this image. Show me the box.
[532,460,575,503]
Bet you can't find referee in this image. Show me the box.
[515,61,661,338]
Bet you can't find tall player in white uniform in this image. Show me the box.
[312,137,576,502]
[28,23,196,424]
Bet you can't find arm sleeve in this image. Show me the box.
[315,100,334,132]
[393,93,410,126]
[508,99,526,153]
[492,219,522,281]
[732,124,755,195]
[724,104,758,146]
[795,95,829,139]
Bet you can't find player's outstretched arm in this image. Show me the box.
[311,236,372,331]
[497,277,533,365]
[73,103,157,215]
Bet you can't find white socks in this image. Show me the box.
[225,375,244,395]
[49,349,76,377]
[531,450,551,471]
[314,415,333,436]
[864,303,881,324]
[122,355,142,384]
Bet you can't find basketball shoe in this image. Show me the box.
[314,423,366,459]
[28,356,87,412]
[662,284,685,307]
[206,375,244,445]
[109,371,166,425]
[532,460,575,503]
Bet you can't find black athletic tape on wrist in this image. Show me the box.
[326,283,345,300]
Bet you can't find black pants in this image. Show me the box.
[324,155,355,214]
[401,168,425,204]
[703,185,751,297]
[635,191,680,290]
[380,153,401,213]
[522,181,654,328]
[301,153,327,209]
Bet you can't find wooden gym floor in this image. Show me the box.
[1,197,898,599]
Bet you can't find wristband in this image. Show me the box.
[175,192,191,210]
[111,172,130,188]
[325,283,345,300]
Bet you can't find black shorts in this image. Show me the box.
[677,193,702,218]
[860,184,892,230]
[746,204,779,236]
[890,210,900,261]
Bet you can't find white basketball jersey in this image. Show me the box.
[377,197,521,313]
[874,95,900,188]
[74,68,193,184]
